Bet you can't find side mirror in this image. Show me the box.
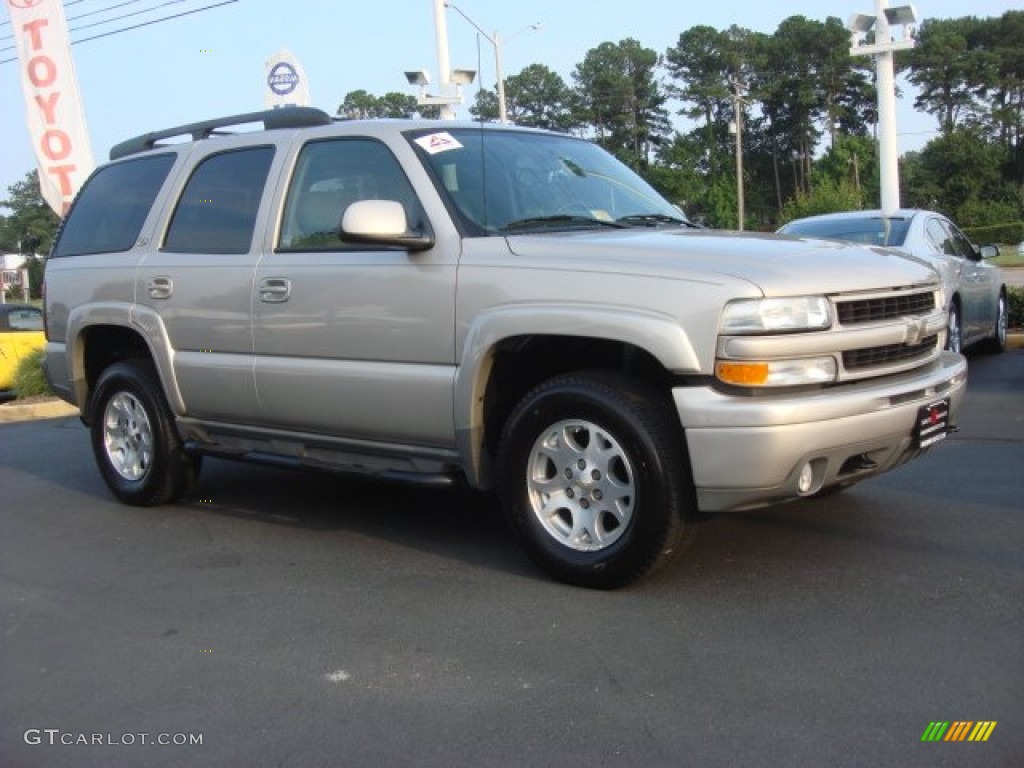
[340,200,433,252]
[978,244,1000,260]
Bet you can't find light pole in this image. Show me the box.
[404,0,477,119]
[444,2,541,124]
[848,0,918,216]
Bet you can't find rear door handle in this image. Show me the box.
[258,277,291,303]
[146,276,173,299]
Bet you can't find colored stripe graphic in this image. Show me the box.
[945,721,973,741]
[968,722,997,742]
[921,721,997,742]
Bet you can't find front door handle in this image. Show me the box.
[146,276,173,300]
[258,277,291,303]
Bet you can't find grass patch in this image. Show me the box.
[1009,286,1024,330]
[993,246,1024,268]
[13,348,52,399]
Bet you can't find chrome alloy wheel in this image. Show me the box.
[525,419,635,552]
[102,391,154,481]
[948,307,962,354]
[996,294,1007,347]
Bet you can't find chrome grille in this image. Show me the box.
[835,291,935,325]
[843,335,939,370]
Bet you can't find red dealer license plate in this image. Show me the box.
[914,399,950,448]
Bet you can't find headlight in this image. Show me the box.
[720,296,831,334]
[716,356,837,387]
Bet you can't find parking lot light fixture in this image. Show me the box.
[445,2,541,124]
[848,0,918,217]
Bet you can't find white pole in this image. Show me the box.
[433,0,455,119]
[494,30,508,124]
[875,0,900,216]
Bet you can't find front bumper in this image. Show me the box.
[674,351,968,512]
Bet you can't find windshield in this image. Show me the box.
[408,128,690,234]
[780,216,911,247]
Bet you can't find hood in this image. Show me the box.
[505,228,940,297]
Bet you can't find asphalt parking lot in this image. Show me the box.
[1,350,1022,768]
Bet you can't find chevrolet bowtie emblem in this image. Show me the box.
[904,316,928,346]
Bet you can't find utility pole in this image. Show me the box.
[729,78,746,231]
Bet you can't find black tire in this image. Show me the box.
[90,360,200,506]
[979,291,1007,354]
[946,304,962,354]
[496,370,694,589]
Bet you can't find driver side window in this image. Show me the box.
[279,138,420,251]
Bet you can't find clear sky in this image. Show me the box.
[0,0,1018,199]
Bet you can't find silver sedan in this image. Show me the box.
[778,209,1008,353]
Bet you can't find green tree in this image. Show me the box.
[901,129,1015,224]
[0,172,60,257]
[905,16,988,136]
[778,180,866,225]
[664,25,741,154]
[646,132,709,214]
[336,90,438,119]
[470,64,579,132]
[572,39,669,168]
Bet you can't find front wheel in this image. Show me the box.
[497,371,694,589]
[90,361,200,506]
[946,305,962,354]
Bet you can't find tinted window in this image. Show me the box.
[279,139,421,251]
[51,154,175,258]
[410,129,684,235]
[781,216,911,247]
[1,306,43,331]
[164,146,275,254]
[944,220,977,259]
[925,218,962,257]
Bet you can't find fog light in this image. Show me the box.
[797,462,815,495]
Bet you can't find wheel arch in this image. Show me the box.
[69,305,182,424]
[454,308,698,489]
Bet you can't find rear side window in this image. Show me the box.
[1,307,43,331]
[51,153,175,258]
[164,146,275,254]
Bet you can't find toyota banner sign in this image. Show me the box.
[7,0,94,216]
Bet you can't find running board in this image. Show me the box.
[184,442,459,488]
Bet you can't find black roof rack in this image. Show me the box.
[109,106,332,160]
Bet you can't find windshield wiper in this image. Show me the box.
[617,213,697,228]
[501,215,629,232]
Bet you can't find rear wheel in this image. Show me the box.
[979,292,1007,354]
[497,371,693,589]
[90,361,200,506]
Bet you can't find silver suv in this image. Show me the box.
[44,107,967,588]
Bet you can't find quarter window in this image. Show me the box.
[279,139,421,250]
[51,153,175,258]
[164,146,275,254]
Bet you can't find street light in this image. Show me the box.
[848,0,918,216]
[402,1,479,119]
[444,2,541,124]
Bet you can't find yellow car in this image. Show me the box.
[0,304,45,396]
